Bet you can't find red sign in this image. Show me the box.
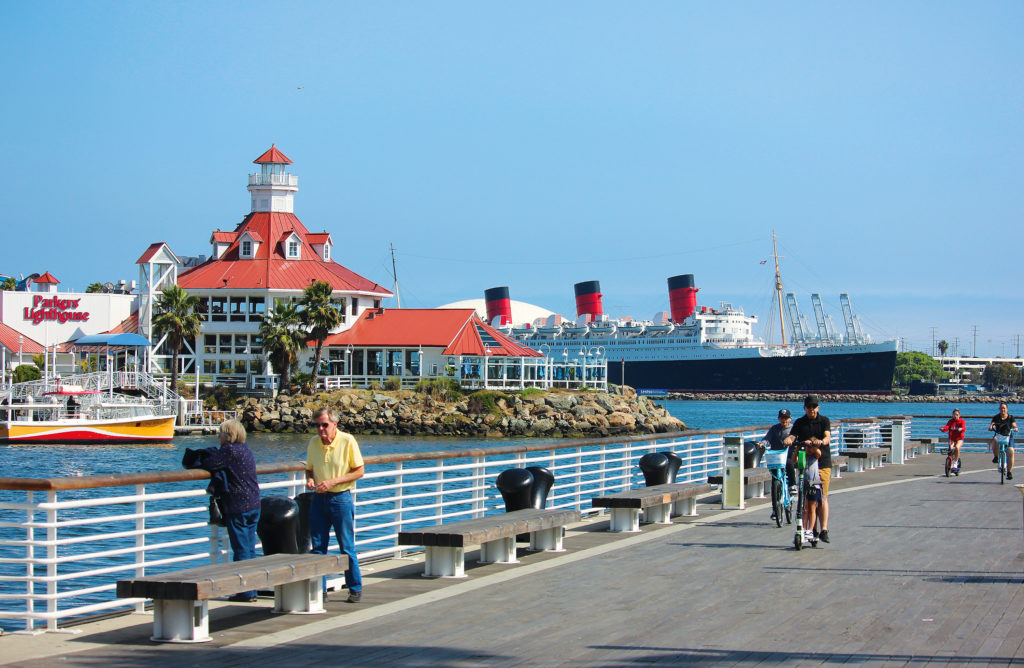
[23,295,90,325]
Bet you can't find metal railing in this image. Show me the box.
[0,416,917,633]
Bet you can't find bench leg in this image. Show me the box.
[478,537,519,565]
[607,508,641,533]
[672,497,698,517]
[530,527,565,552]
[642,503,671,525]
[423,546,465,578]
[273,577,324,615]
[151,599,210,643]
[850,458,864,473]
[744,481,765,499]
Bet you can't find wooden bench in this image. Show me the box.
[591,482,713,532]
[906,437,938,456]
[832,455,849,478]
[707,468,771,499]
[116,553,348,643]
[398,508,580,579]
[839,447,887,473]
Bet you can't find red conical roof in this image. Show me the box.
[253,144,293,164]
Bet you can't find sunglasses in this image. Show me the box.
[315,422,332,429]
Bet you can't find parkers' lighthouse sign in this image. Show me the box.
[23,295,90,325]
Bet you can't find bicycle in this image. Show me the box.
[994,429,1016,485]
[763,446,793,528]
[944,440,961,478]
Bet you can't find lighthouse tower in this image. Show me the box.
[248,144,298,213]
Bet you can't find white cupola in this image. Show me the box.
[247,145,298,213]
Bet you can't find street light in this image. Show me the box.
[18,335,23,367]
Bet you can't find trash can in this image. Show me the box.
[256,496,300,555]
[496,468,534,512]
[639,452,670,486]
[661,451,683,483]
[293,491,314,554]
[525,466,554,509]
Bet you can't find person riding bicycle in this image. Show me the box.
[940,408,966,472]
[989,402,1018,480]
[760,408,795,487]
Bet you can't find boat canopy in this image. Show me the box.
[73,334,152,347]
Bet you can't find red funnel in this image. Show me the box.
[484,286,512,325]
[574,281,603,320]
[668,274,698,322]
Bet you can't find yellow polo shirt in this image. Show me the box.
[305,430,364,493]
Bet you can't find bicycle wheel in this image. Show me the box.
[784,497,792,524]
[944,455,952,478]
[771,478,783,528]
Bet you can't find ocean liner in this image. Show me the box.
[482,249,897,394]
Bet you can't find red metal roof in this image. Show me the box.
[240,230,264,243]
[321,309,542,358]
[33,271,60,284]
[211,231,236,243]
[105,312,139,335]
[253,145,292,164]
[0,323,44,355]
[307,233,331,245]
[137,243,165,264]
[177,212,392,294]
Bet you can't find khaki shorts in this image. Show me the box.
[819,467,831,497]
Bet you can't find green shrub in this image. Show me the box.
[415,377,462,401]
[467,390,507,416]
[383,376,402,391]
[203,385,238,410]
[368,380,382,391]
[515,387,545,398]
[13,364,41,384]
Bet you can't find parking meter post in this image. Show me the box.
[722,436,745,509]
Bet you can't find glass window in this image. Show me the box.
[351,298,359,315]
[241,240,252,257]
[287,240,299,258]
[249,359,264,374]
[219,335,232,354]
[235,335,247,355]
[204,334,216,354]
[373,299,381,309]
[387,350,403,376]
[323,245,330,260]
[211,296,227,322]
[352,349,364,375]
[367,349,382,376]
[196,297,209,322]
[203,360,217,373]
[406,350,420,375]
[234,360,247,374]
[218,359,233,374]
[230,297,245,322]
[249,297,265,322]
[251,335,262,355]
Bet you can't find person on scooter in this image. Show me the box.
[785,395,831,544]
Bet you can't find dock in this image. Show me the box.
[3,450,1022,666]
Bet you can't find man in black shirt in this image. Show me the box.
[785,395,832,543]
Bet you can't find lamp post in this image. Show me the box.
[18,335,23,368]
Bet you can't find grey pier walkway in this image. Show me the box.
[5,452,1024,667]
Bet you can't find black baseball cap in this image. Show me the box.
[804,394,820,407]
[778,409,791,419]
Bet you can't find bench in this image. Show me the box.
[832,455,849,478]
[397,508,580,579]
[591,482,713,532]
[906,437,938,456]
[116,553,348,643]
[707,468,771,499]
[839,447,887,473]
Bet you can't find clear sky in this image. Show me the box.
[2,2,1022,357]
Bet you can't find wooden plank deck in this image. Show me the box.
[5,451,1024,667]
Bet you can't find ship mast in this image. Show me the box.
[772,231,786,345]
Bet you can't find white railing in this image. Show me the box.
[247,173,298,187]
[0,417,907,633]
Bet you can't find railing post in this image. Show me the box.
[471,457,485,518]
[435,459,445,522]
[394,462,406,553]
[46,490,57,632]
[25,490,35,632]
[574,446,583,511]
[134,484,146,614]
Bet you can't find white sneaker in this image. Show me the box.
[803,530,815,541]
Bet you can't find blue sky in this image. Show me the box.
[2,2,1022,357]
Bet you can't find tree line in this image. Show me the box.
[893,351,1022,390]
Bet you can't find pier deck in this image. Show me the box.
[4,452,1023,667]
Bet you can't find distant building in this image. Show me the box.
[937,356,1024,384]
[136,146,393,384]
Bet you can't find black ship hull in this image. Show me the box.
[608,349,897,393]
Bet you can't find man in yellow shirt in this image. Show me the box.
[305,407,364,603]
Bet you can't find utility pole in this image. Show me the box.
[930,327,937,356]
[972,325,978,358]
[389,243,401,308]
[953,337,959,358]
[1014,334,1022,358]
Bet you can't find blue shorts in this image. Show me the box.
[806,485,822,502]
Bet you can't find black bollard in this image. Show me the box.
[525,466,555,509]
[660,451,683,483]
[256,496,300,555]
[639,452,670,486]
[496,468,534,513]
[743,440,762,470]
[293,492,315,554]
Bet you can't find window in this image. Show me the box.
[351,298,359,315]
[323,245,330,261]
[235,335,247,355]
[196,297,209,322]
[287,240,299,258]
[203,360,217,373]
[211,296,227,322]
[387,350,403,376]
[204,335,216,354]
[219,360,233,374]
[219,335,232,354]
[251,335,262,355]
[352,349,365,375]
[373,300,381,309]
[366,349,382,376]
[249,297,265,323]
[406,350,420,376]
[234,360,247,374]
[241,240,252,257]
[230,297,245,322]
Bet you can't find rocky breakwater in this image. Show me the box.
[667,392,1023,404]
[240,385,685,438]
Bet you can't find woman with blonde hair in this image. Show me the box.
[183,419,261,601]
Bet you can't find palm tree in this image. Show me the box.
[259,301,305,389]
[152,285,201,393]
[937,340,949,358]
[85,282,103,293]
[300,280,343,391]
[0,277,16,291]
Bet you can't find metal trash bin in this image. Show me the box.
[256,496,300,555]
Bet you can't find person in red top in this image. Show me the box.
[940,408,966,473]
